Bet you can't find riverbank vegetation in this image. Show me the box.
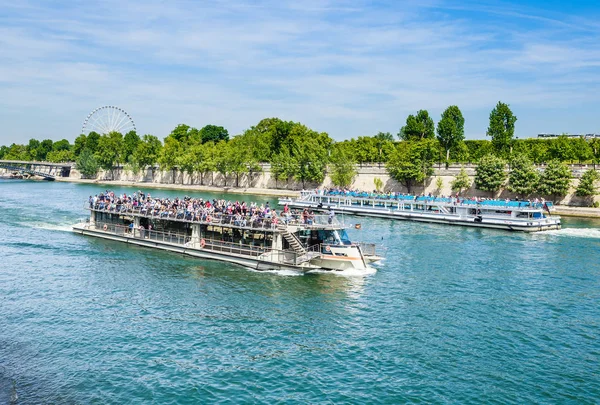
[1,102,599,202]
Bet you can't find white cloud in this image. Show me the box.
[1,0,600,144]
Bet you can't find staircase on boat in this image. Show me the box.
[277,224,321,264]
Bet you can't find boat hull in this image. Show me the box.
[72,223,320,273]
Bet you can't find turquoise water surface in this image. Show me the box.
[1,180,599,404]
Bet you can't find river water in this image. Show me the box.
[1,180,599,404]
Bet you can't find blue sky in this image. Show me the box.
[1,0,600,145]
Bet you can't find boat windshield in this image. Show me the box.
[318,229,352,246]
[335,229,352,245]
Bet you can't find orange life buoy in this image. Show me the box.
[325,245,331,252]
[200,238,206,248]
[103,224,108,231]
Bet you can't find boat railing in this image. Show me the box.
[90,221,318,265]
[310,193,553,211]
[86,203,345,230]
[357,242,378,257]
[312,242,380,258]
[94,222,193,245]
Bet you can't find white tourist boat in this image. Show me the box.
[279,191,561,232]
[72,195,380,272]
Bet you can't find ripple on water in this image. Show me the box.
[0,181,599,404]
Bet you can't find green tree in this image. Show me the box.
[123,130,141,163]
[240,118,292,161]
[169,124,192,143]
[329,148,357,188]
[95,132,124,178]
[575,169,599,199]
[590,138,600,166]
[464,140,493,164]
[177,145,199,184]
[487,101,517,157]
[200,124,229,144]
[400,110,435,141]
[37,139,54,161]
[73,134,87,157]
[46,149,74,162]
[290,133,329,188]
[571,137,593,163]
[436,105,465,164]
[373,132,395,161]
[515,138,550,164]
[4,143,30,160]
[85,131,100,154]
[353,136,379,163]
[374,177,384,192]
[52,139,71,152]
[27,139,40,160]
[575,169,599,207]
[196,142,217,185]
[548,135,576,162]
[537,160,572,201]
[76,148,99,178]
[435,177,443,192]
[0,145,8,159]
[451,166,472,194]
[133,134,162,175]
[271,148,297,188]
[386,140,437,193]
[450,141,470,163]
[214,140,231,186]
[159,136,182,181]
[474,154,507,193]
[226,136,261,187]
[508,154,539,196]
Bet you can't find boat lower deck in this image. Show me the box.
[72,222,321,272]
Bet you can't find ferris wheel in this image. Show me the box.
[81,106,136,135]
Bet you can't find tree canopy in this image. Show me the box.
[487,101,517,157]
[508,154,539,196]
[386,140,437,193]
[474,154,507,192]
[436,105,465,162]
[451,166,472,194]
[537,160,572,199]
[400,110,435,141]
[329,147,357,188]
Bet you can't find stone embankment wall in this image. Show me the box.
[63,163,600,206]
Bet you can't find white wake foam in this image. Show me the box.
[541,228,600,239]
[307,266,377,277]
[26,222,74,233]
[246,268,304,276]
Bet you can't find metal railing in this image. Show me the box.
[91,221,320,266]
[86,202,343,230]
[304,193,555,211]
[357,242,378,257]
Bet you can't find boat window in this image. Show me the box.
[317,230,336,245]
[335,230,352,245]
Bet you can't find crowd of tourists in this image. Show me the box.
[89,190,325,228]
[317,188,547,207]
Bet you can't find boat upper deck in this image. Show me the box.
[302,191,555,212]
[88,195,345,233]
